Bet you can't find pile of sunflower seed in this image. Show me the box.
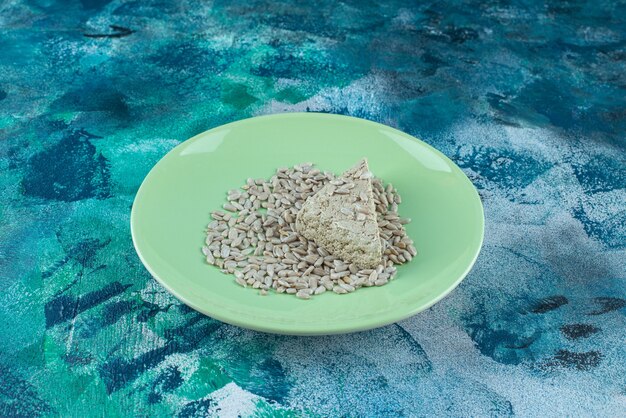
[202,163,416,299]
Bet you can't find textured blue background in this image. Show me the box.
[0,0,625,416]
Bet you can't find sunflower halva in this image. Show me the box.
[295,159,382,269]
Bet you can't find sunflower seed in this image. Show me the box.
[330,270,350,280]
[281,233,298,243]
[339,282,355,292]
[314,286,326,295]
[333,286,348,294]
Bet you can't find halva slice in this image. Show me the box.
[295,159,382,268]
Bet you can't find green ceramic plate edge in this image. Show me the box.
[131,113,484,335]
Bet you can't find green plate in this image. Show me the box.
[131,113,484,335]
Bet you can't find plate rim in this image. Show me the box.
[131,112,485,335]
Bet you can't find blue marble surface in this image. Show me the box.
[0,0,625,416]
